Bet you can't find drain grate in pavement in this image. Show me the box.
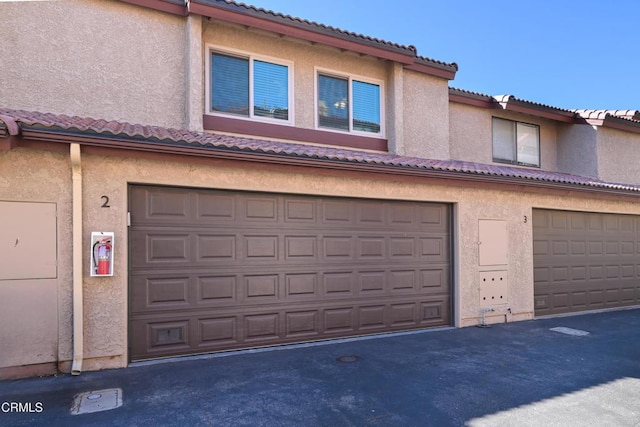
[550,327,590,336]
[336,355,361,363]
[70,388,123,415]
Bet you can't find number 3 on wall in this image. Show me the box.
[101,196,110,208]
[523,215,528,224]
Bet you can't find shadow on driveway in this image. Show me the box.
[1,308,639,426]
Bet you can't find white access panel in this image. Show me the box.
[479,270,508,306]
[0,201,57,280]
[478,219,508,266]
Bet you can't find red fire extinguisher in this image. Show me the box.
[93,238,112,275]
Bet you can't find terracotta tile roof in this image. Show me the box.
[1,108,639,194]
[492,95,575,115]
[449,87,493,99]
[573,109,640,122]
[196,0,457,71]
[450,88,578,114]
[450,88,576,123]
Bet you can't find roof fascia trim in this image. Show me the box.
[190,1,414,64]
[404,62,456,80]
[119,0,187,16]
[449,90,577,123]
[449,92,496,108]
[120,0,458,79]
[16,126,640,198]
[503,101,576,123]
[599,116,640,134]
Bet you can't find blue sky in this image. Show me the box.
[246,0,640,111]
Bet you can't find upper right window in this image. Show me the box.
[317,72,382,136]
[492,117,540,167]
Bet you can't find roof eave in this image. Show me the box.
[404,61,457,81]
[189,1,415,65]
[449,90,576,123]
[119,0,457,79]
[596,116,640,134]
[119,0,188,16]
[503,99,576,123]
[16,126,640,199]
[448,89,496,108]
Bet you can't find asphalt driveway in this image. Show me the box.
[1,308,639,426]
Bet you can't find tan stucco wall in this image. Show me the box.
[0,148,73,369]
[449,103,558,171]
[597,127,640,185]
[203,21,388,136]
[4,144,640,372]
[556,123,599,179]
[402,70,450,159]
[0,0,186,129]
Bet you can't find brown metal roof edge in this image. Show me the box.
[449,89,577,123]
[404,62,456,81]
[118,0,457,79]
[192,0,416,54]
[190,1,414,65]
[597,115,640,135]
[16,126,640,199]
[503,98,576,123]
[119,0,187,16]
[448,88,496,108]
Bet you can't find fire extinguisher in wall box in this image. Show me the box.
[90,231,115,277]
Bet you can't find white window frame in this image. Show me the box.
[492,117,540,167]
[314,67,385,138]
[205,44,294,125]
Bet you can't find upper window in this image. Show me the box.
[492,117,540,167]
[317,72,382,135]
[210,50,291,122]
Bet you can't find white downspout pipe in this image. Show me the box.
[70,143,83,375]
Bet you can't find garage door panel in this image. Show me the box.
[533,209,640,316]
[196,193,236,221]
[130,294,451,360]
[285,199,316,222]
[130,186,451,360]
[130,186,193,225]
[621,288,636,302]
[199,234,236,261]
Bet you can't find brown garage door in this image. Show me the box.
[533,209,640,316]
[129,185,451,361]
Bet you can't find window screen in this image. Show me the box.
[516,123,539,166]
[253,60,289,120]
[211,53,249,116]
[318,74,381,134]
[352,80,380,133]
[318,74,349,130]
[211,52,289,122]
[493,118,516,162]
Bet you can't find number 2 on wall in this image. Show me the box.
[101,196,110,208]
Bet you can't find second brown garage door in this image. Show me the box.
[533,209,640,316]
[129,185,451,361]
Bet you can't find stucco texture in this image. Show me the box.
[556,122,599,179]
[597,127,640,185]
[449,103,558,171]
[0,0,186,129]
[402,70,450,159]
[203,21,389,142]
[4,144,640,371]
[87,150,640,363]
[0,148,73,369]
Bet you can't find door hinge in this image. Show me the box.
[127,212,131,227]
